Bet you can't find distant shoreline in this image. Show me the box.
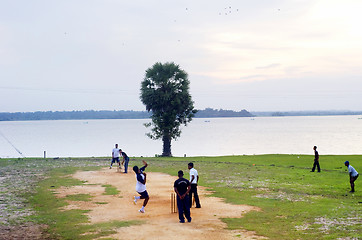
[251,110,362,117]
[1,109,362,121]
[2,153,362,160]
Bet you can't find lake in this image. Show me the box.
[0,115,362,158]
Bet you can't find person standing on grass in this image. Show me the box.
[344,161,359,193]
[133,160,149,213]
[311,146,321,172]
[120,149,130,173]
[188,162,201,208]
[174,170,192,223]
[110,144,121,169]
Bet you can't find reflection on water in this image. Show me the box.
[0,116,361,158]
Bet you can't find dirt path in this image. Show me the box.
[56,168,265,240]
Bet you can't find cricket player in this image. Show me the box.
[188,162,201,208]
[174,170,192,223]
[110,144,121,169]
[345,161,359,193]
[120,149,130,173]
[311,146,321,172]
[133,160,149,213]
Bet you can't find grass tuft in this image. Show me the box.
[102,185,120,195]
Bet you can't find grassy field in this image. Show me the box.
[0,155,361,239]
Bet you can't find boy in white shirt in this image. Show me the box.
[344,161,359,193]
[110,144,121,169]
[133,160,149,213]
[188,162,201,208]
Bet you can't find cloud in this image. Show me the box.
[1,0,362,112]
[256,63,281,69]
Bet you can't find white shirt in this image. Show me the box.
[112,148,120,158]
[348,165,359,177]
[189,168,198,184]
[136,173,146,192]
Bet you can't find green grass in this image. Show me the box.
[65,194,92,202]
[2,155,361,239]
[141,154,362,240]
[102,185,120,195]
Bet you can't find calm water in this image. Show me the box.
[0,116,362,158]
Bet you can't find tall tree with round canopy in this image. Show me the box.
[140,62,197,157]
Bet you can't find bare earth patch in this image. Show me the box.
[0,224,49,240]
[57,168,265,240]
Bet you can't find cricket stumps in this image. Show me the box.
[171,192,177,213]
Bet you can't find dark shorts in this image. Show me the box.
[111,157,120,163]
[137,190,149,198]
[352,174,359,181]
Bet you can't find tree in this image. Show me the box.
[140,62,197,156]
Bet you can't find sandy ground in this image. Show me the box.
[56,168,265,240]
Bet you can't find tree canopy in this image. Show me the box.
[140,62,197,156]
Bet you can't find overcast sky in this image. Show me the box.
[1,0,362,112]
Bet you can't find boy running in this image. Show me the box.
[133,160,149,213]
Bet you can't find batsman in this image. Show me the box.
[173,170,192,223]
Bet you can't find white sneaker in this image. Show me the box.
[133,196,137,204]
[139,209,145,213]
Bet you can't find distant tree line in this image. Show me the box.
[195,108,254,118]
[2,109,362,121]
[0,108,254,121]
[252,110,362,117]
[0,110,151,121]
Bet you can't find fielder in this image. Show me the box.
[345,161,359,193]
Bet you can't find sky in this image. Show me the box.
[1,0,362,113]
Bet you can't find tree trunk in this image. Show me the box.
[162,135,172,157]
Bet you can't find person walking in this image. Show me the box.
[133,160,149,213]
[188,162,201,208]
[110,144,121,169]
[344,161,359,193]
[174,170,192,223]
[120,149,130,173]
[311,146,321,172]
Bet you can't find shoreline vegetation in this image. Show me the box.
[1,108,362,121]
[0,155,361,239]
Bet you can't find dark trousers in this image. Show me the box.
[312,160,320,172]
[189,184,201,208]
[350,174,359,192]
[124,158,129,173]
[177,195,191,222]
